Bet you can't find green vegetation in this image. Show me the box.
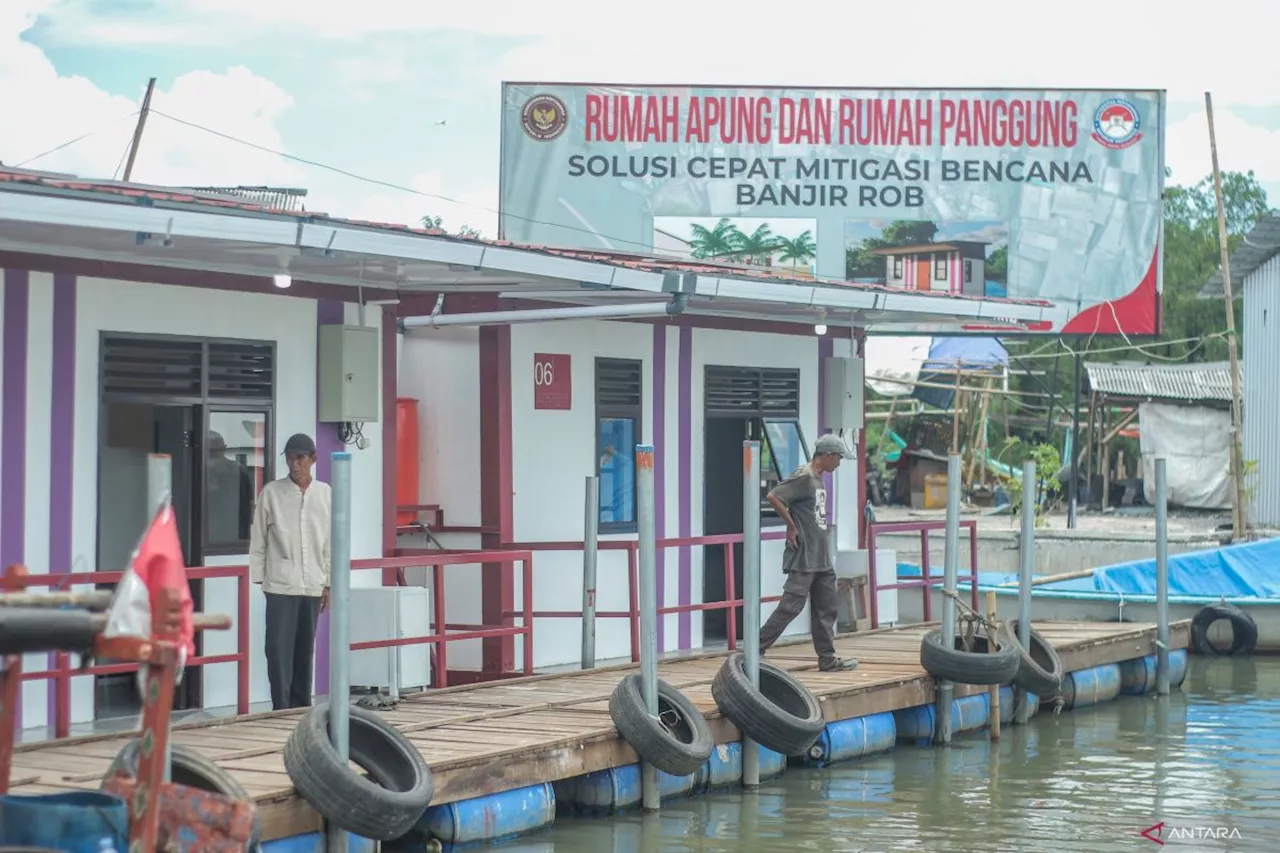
[686,218,816,267]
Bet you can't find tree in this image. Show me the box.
[986,244,1008,284]
[688,218,741,259]
[420,214,483,239]
[776,231,817,268]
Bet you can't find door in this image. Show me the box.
[154,405,203,710]
[702,417,748,641]
[916,257,932,292]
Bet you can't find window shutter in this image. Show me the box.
[705,366,800,418]
[596,358,642,409]
[208,342,274,400]
[101,336,202,397]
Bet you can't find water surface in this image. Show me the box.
[499,657,1277,852]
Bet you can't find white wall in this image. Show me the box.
[397,329,485,668]
[395,318,830,673]
[690,328,821,648]
[13,276,388,726]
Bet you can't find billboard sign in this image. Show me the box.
[499,84,1165,335]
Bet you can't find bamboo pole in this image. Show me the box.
[876,396,898,456]
[1206,91,1249,541]
[987,591,1000,740]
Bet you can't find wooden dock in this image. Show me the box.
[7,620,1190,841]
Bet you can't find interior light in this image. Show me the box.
[814,323,827,336]
[273,273,292,289]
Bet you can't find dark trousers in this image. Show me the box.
[759,569,840,666]
[264,593,322,711]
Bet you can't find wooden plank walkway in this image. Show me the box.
[8,620,1190,841]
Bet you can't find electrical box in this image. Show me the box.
[318,324,380,423]
[349,586,431,694]
[823,356,865,432]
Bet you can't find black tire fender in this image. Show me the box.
[919,623,1021,686]
[1191,603,1259,656]
[103,739,262,852]
[283,702,434,842]
[711,652,825,757]
[1008,619,1065,698]
[608,674,714,778]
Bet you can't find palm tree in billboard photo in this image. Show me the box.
[688,217,741,259]
[775,230,817,275]
[732,223,780,266]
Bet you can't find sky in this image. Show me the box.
[2,0,1278,240]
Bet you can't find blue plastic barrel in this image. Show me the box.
[417,782,555,846]
[998,685,1040,723]
[555,763,698,815]
[0,791,128,853]
[1118,650,1189,695]
[698,741,786,791]
[1063,663,1122,709]
[805,712,897,767]
[894,693,990,743]
[261,831,376,852]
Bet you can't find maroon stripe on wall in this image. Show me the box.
[47,273,76,728]
[313,300,344,697]
[2,268,28,732]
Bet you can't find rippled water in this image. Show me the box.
[497,657,1278,852]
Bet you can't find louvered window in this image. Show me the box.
[208,342,274,400]
[596,358,643,532]
[705,367,800,418]
[101,337,203,398]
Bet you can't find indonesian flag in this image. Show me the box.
[104,498,197,682]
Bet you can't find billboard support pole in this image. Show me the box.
[1205,91,1248,542]
[1068,349,1082,530]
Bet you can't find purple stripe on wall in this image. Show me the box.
[47,273,76,728]
[677,326,693,650]
[818,338,834,524]
[3,269,28,733]
[313,300,344,697]
[651,325,665,653]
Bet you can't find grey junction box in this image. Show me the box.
[823,356,865,432]
[318,323,381,423]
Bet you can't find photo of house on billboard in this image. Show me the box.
[498,83,1166,335]
[845,219,1009,298]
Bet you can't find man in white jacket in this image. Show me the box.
[250,433,332,710]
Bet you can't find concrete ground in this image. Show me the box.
[872,504,1234,541]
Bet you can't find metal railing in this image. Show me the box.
[865,519,980,629]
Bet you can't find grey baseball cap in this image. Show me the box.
[813,433,855,459]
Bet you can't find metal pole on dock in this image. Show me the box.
[327,452,353,853]
[582,476,600,670]
[935,453,962,746]
[1015,459,1036,725]
[146,454,173,784]
[635,444,661,811]
[1154,457,1171,696]
[741,441,762,788]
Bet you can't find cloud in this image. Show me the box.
[326,171,500,236]
[1165,106,1280,186]
[1,5,302,188]
[29,0,1280,109]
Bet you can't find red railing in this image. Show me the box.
[497,531,788,659]
[15,550,534,737]
[865,520,980,629]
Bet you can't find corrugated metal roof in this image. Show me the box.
[1199,213,1280,298]
[0,167,1055,311]
[1084,360,1240,402]
[186,186,308,212]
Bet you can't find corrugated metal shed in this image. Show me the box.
[1243,254,1280,526]
[1084,361,1239,403]
[1199,213,1280,298]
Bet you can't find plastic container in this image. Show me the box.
[805,712,897,767]
[0,791,128,853]
[417,782,556,846]
[923,474,949,510]
[1063,663,1123,709]
[894,693,990,742]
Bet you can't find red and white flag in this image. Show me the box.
[104,499,196,677]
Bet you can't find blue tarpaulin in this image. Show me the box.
[915,337,1008,410]
[897,537,1280,601]
[1090,538,1280,599]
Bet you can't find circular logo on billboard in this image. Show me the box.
[521,94,568,141]
[1092,98,1142,149]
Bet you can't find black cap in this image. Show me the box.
[283,433,316,455]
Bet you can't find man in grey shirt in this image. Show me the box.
[758,433,859,672]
